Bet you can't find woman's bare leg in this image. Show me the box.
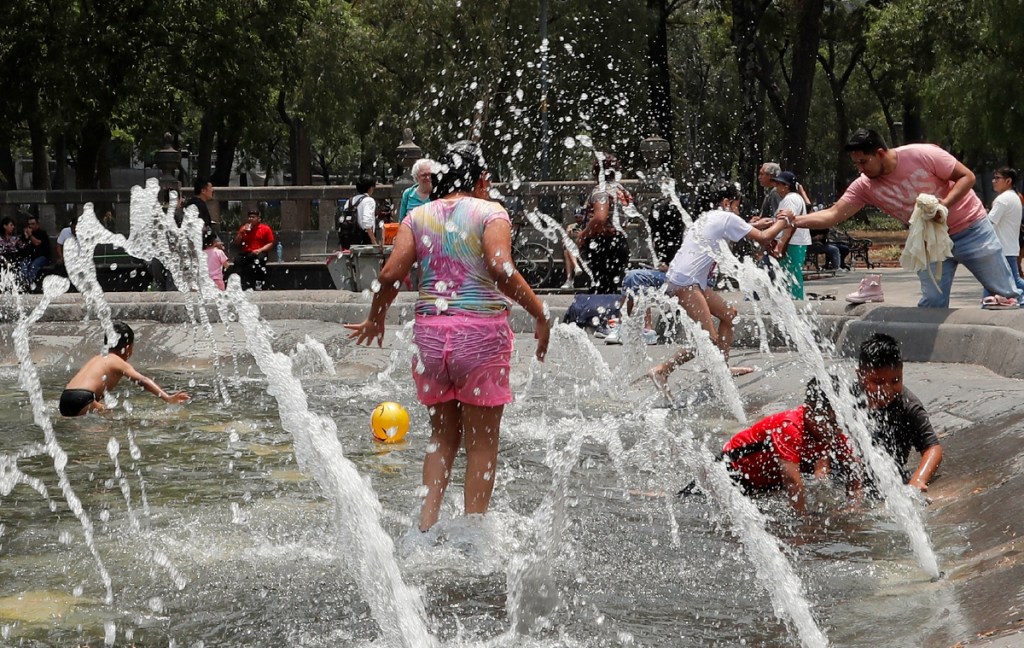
[650,285,713,382]
[704,289,736,358]
[563,248,576,282]
[419,401,462,532]
[704,289,751,375]
[460,403,504,515]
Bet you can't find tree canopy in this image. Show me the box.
[2,0,1021,213]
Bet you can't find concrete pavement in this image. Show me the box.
[2,264,1023,378]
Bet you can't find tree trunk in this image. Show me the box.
[75,121,110,190]
[294,120,312,186]
[196,110,215,183]
[0,141,16,191]
[780,0,825,177]
[730,0,771,202]
[902,97,924,144]
[212,128,237,187]
[27,114,51,190]
[818,42,864,197]
[646,0,674,158]
[54,133,67,191]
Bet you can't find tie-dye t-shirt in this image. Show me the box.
[406,196,512,316]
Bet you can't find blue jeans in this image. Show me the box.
[982,256,1024,300]
[622,268,667,293]
[918,218,1023,308]
[26,256,49,283]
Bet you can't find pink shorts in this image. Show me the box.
[411,313,514,407]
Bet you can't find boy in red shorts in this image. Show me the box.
[720,377,860,512]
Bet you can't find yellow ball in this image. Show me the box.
[370,402,410,443]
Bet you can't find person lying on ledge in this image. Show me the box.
[60,321,190,416]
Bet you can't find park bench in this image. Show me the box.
[831,230,874,269]
[31,239,151,292]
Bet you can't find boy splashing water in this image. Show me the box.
[60,322,190,416]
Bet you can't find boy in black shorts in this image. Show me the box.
[60,322,190,416]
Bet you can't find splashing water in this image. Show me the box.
[7,180,438,646]
[669,189,942,579]
[7,275,114,603]
[647,408,830,648]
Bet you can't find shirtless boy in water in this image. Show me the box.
[59,321,190,416]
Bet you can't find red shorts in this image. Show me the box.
[411,313,514,407]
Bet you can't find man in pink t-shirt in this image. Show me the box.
[787,128,1021,308]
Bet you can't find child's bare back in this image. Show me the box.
[59,322,190,417]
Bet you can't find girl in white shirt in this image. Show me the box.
[650,183,792,386]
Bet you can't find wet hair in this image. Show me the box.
[696,180,740,211]
[193,177,211,195]
[355,174,377,194]
[105,321,135,353]
[713,181,741,206]
[431,140,488,200]
[996,167,1017,184]
[203,230,218,248]
[858,332,902,369]
[805,376,836,411]
[591,152,620,182]
[845,128,889,155]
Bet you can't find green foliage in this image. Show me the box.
[1,0,1022,195]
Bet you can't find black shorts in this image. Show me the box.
[59,389,97,416]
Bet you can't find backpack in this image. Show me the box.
[338,194,372,249]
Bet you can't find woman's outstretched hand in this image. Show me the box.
[534,317,550,361]
[344,319,385,347]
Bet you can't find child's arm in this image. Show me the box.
[778,459,806,513]
[119,360,190,405]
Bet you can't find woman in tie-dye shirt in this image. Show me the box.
[346,141,550,533]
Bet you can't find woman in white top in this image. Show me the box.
[768,171,811,299]
[985,167,1024,297]
[650,183,792,385]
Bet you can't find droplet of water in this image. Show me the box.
[563,137,576,149]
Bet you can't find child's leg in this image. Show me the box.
[650,285,709,381]
[459,403,504,516]
[419,401,462,532]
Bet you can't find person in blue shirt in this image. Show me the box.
[399,158,433,222]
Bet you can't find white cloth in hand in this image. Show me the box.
[899,193,954,286]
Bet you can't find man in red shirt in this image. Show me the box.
[721,378,860,512]
[233,209,275,290]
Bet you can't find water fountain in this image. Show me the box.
[0,175,1017,647]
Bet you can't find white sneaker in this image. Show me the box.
[603,327,622,344]
[642,329,659,345]
[560,279,574,290]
